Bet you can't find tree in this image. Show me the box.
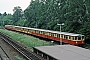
[0,13,13,27]
[24,0,90,44]
[13,6,23,25]
[3,12,7,16]
[0,13,2,16]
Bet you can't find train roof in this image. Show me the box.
[5,25,84,36]
[34,45,90,60]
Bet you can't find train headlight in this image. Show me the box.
[76,41,77,44]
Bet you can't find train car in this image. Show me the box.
[5,25,15,31]
[5,25,85,45]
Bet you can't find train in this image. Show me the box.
[5,25,85,45]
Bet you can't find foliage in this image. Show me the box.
[0,6,25,27]
[15,19,26,26]
[0,13,13,26]
[24,0,90,43]
[13,6,23,25]
[15,56,25,60]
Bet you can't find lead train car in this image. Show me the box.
[5,25,85,45]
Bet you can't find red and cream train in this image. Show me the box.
[5,25,85,45]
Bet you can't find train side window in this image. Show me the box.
[42,31,44,34]
[50,33,51,36]
[53,33,55,37]
[61,34,63,38]
[49,33,51,36]
[30,30,33,32]
[34,30,36,33]
[59,34,60,38]
[38,31,40,33]
[64,35,66,39]
[28,29,30,32]
[43,31,45,34]
[56,34,58,37]
[50,33,52,36]
[40,31,42,34]
[41,31,42,34]
[69,36,71,40]
[55,33,57,37]
[57,34,60,38]
[51,33,53,36]
[48,32,50,36]
[57,34,59,38]
[47,32,49,35]
[54,33,56,37]
[37,30,39,33]
[66,35,68,39]
[27,29,29,32]
[35,30,36,33]
[72,37,74,40]
[78,36,81,40]
[75,36,77,40]
[37,31,39,33]
[38,31,40,34]
[46,32,49,36]
[71,37,73,40]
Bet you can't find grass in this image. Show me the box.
[15,56,25,60]
[84,44,90,50]
[0,29,53,50]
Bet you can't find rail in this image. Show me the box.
[0,32,45,60]
[0,46,11,60]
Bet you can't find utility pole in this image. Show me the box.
[57,23,64,45]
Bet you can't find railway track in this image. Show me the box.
[0,32,45,60]
[0,46,11,60]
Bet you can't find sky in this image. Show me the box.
[0,0,31,14]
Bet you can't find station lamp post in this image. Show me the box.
[57,23,64,45]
